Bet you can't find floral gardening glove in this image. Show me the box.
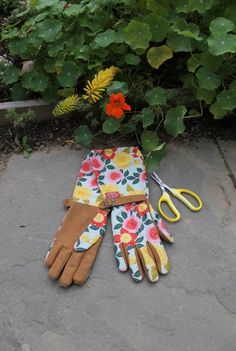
[90,146,174,283]
[45,153,109,287]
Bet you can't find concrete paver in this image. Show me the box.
[217,140,236,178]
[0,140,235,351]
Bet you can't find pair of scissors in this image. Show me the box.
[151,172,203,223]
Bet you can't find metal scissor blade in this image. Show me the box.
[151,172,171,191]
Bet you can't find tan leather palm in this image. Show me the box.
[45,200,107,287]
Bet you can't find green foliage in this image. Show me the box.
[1,0,236,166]
[74,125,93,146]
[5,108,35,159]
[21,136,32,159]
[5,108,36,129]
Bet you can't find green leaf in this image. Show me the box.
[141,131,159,152]
[208,34,236,55]
[144,14,169,42]
[103,119,120,134]
[173,19,201,40]
[145,87,167,106]
[195,89,215,104]
[196,67,221,90]
[74,45,90,61]
[164,106,187,137]
[216,90,236,111]
[3,66,20,84]
[146,0,169,16]
[210,102,228,120]
[124,20,152,49]
[37,19,62,43]
[63,4,84,16]
[95,29,117,48]
[9,38,28,56]
[199,52,223,72]
[209,18,234,35]
[35,0,60,10]
[187,55,201,73]
[47,41,65,57]
[144,148,165,169]
[142,108,155,128]
[147,45,173,69]
[167,33,191,52]
[224,4,236,31]
[58,62,82,87]
[22,72,49,92]
[124,53,141,65]
[10,83,27,101]
[107,81,129,95]
[74,125,93,146]
[176,0,214,14]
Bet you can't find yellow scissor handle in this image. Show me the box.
[170,188,203,211]
[158,191,180,223]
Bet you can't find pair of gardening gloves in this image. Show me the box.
[45,146,174,287]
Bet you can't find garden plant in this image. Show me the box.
[1,0,236,167]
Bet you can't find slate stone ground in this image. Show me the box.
[0,139,235,351]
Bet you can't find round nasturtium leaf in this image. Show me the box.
[58,62,82,87]
[144,149,165,169]
[141,131,159,152]
[145,87,167,106]
[95,29,117,48]
[176,0,214,14]
[196,67,221,90]
[37,19,62,43]
[124,20,152,49]
[147,45,173,69]
[210,102,228,119]
[22,71,49,92]
[164,106,187,137]
[74,125,93,146]
[187,54,201,73]
[47,41,65,57]
[63,4,84,16]
[74,45,90,61]
[209,17,234,35]
[103,119,120,134]
[35,0,60,10]
[224,4,236,31]
[9,38,28,56]
[144,14,169,42]
[10,83,27,101]
[107,81,129,95]
[199,52,223,72]
[167,33,191,52]
[207,34,236,55]
[216,90,236,110]
[173,19,201,40]
[195,88,215,104]
[124,53,141,65]
[3,66,20,84]
[141,107,155,128]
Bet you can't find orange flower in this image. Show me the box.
[105,92,131,119]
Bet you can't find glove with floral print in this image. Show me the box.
[89,146,174,283]
[45,153,109,287]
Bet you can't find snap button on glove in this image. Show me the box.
[45,155,109,287]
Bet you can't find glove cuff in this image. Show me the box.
[99,194,146,209]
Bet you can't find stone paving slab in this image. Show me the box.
[0,140,236,351]
[217,140,236,178]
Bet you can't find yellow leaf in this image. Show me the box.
[83,66,120,103]
[147,45,173,69]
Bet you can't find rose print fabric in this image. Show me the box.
[81,146,174,283]
[47,153,109,258]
